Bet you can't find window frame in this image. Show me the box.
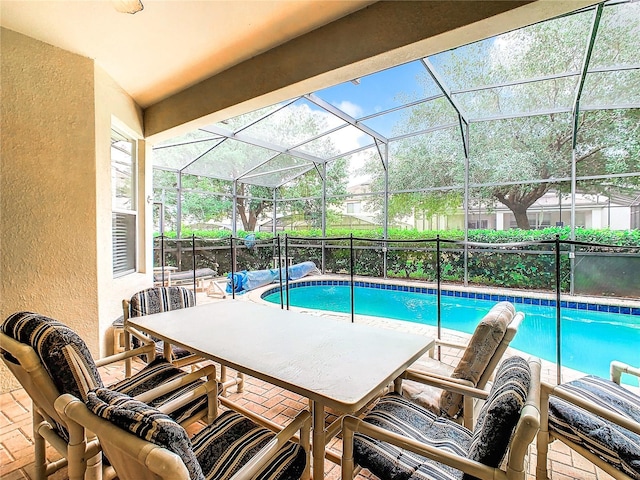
[111,127,138,278]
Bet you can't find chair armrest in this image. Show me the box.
[124,326,155,347]
[404,369,474,387]
[434,339,469,351]
[53,394,109,477]
[427,339,468,358]
[94,341,155,368]
[134,364,217,404]
[610,361,640,385]
[402,370,489,401]
[135,364,219,423]
[229,410,312,480]
[541,381,640,436]
[342,415,499,480]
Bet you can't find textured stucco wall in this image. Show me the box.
[1,28,98,391]
[0,29,151,392]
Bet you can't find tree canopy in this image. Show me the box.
[361,5,640,229]
[153,102,350,232]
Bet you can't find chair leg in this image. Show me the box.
[66,412,89,480]
[124,328,132,378]
[32,408,48,480]
[536,385,552,480]
[84,450,102,480]
[220,366,244,394]
[220,365,227,387]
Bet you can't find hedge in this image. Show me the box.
[155,227,640,292]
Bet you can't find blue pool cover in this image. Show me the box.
[226,261,320,294]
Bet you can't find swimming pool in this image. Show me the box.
[262,280,640,385]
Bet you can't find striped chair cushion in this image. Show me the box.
[2,312,207,426]
[129,287,196,360]
[130,286,195,317]
[192,410,307,480]
[109,357,208,425]
[86,388,205,480]
[354,393,472,480]
[465,356,530,474]
[549,375,640,479]
[440,302,514,418]
[2,311,104,401]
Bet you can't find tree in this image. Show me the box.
[153,101,350,232]
[362,3,640,229]
[278,157,348,229]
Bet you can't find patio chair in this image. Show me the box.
[0,311,218,480]
[399,301,523,427]
[342,355,541,480]
[154,266,218,291]
[536,361,640,480]
[123,286,244,393]
[122,286,200,375]
[55,387,311,480]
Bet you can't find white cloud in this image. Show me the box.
[336,100,363,119]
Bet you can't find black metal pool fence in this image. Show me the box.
[154,234,640,382]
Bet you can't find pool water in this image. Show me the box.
[263,284,640,385]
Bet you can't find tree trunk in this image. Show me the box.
[247,214,257,231]
[236,198,249,231]
[511,205,531,229]
[494,182,550,230]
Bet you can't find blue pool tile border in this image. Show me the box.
[261,279,640,316]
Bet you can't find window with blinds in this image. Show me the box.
[111,128,137,277]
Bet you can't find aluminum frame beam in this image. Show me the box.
[202,124,326,165]
[420,58,470,126]
[304,92,388,144]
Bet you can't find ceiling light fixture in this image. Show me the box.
[112,0,144,14]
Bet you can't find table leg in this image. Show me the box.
[312,400,325,480]
[393,376,403,394]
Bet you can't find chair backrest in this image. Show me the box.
[56,390,194,480]
[0,311,105,438]
[466,355,541,479]
[2,312,103,399]
[124,286,195,320]
[440,301,523,417]
[476,309,524,389]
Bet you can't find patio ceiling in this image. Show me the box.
[152,0,640,189]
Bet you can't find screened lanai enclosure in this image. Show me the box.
[144,1,640,382]
[149,1,640,297]
[153,1,639,234]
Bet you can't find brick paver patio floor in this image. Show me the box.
[0,293,622,480]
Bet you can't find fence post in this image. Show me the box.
[191,234,197,302]
[277,235,284,310]
[350,234,355,324]
[230,235,235,299]
[285,234,290,310]
[555,235,562,384]
[159,235,166,284]
[436,235,442,361]
[383,240,388,279]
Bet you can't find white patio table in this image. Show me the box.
[127,300,434,480]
